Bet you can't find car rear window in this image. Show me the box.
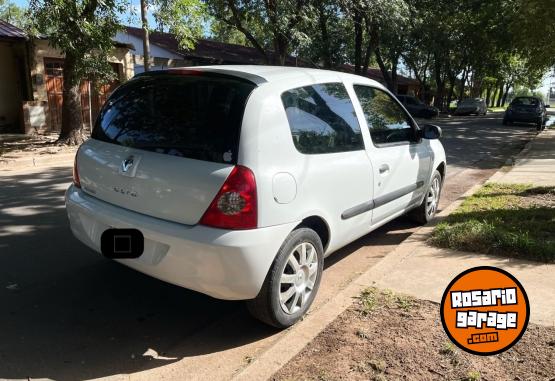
[512,97,539,106]
[281,83,364,154]
[92,72,256,164]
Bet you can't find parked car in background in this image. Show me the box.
[396,94,439,118]
[454,98,488,115]
[66,66,446,328]
[503,96,549,130]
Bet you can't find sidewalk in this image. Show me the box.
[372,129,555,326]
[0,133,77,171]
[490,128,555,186]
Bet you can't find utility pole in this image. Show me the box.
[140,0,150,72]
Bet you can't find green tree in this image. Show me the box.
[140,0,206,71]
[339,0,407,77]
[206,0,313,65]
[29,0,125,145]
[0,0,26,28]
[510,0,555,71]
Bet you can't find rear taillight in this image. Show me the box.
[72,150,81,188]
[199,165,257,230]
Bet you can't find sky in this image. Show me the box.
[10,0,555,96]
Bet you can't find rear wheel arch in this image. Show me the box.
[436,162,446,181]
[295,215,330,253]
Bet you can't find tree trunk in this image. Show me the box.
[496,82,504,107]
[391,61,398,94]
[317,3,332,68]
[375,48,394,91]
[501,83,511,106]
[447,73,456,108]
[273,34,288,65]
[361,22,378,76]
[433,57,445,109]
[353,12,363,74]
[485,85,492,106]
[458,67,468,102]
[141,0,150,72]
[58,54,86,145]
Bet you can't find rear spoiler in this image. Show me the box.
[136,67,268,86]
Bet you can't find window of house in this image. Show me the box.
[44,60,64,77]
[353,85,416,145]
[281,83,364,154]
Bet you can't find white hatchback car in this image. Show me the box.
[66,66,446,328]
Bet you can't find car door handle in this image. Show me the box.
[379,164,390,174]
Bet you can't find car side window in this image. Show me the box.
[353,85,416,145]
[281,83,364,154]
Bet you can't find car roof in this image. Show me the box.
[166,65,383,88]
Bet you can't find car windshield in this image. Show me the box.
[511,97,539,107]
[91,72,257,164]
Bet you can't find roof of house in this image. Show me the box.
[0,19,27,40]
[124,26,300,66]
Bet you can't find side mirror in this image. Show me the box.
[421,124,442,139]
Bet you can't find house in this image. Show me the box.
[0,20,31,133]
[0,19,134,134]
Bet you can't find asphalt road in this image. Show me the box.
[0,113,539,380]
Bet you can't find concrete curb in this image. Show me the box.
[0,151,75,171]
[233,131,544,381]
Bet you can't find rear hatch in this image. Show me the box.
[511,98,540,114]
[77,71,257,225]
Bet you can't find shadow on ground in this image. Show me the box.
[0,166,420,380]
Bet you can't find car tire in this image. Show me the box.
[537,118,544,131]
[410,170,442,225]
[246,227,324,328]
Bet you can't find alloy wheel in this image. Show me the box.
[426,177,441,217]
[279,242,318,315]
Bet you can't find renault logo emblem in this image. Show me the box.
[121,156,134,173]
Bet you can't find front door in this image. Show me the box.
[352,84,432,224]
[44,58,65,131]
[44,58,120,131]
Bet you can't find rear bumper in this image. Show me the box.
[505,112,541,123]
[65,185,297,300]
[454,108,478,115]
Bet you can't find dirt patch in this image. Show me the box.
[0,133,80,159]
[272,289,555,381]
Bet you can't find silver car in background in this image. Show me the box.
[454,98,488,116]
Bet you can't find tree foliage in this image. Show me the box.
[149,0,207,50]
[0,0,27,28]
[206,0,313,64]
